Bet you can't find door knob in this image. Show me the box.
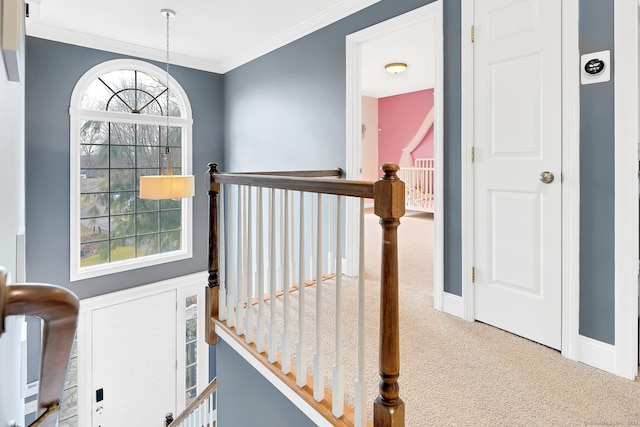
[539,171,554,184]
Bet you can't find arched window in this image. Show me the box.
[70,59,193,281]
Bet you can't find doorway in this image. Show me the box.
[344,2,444,306]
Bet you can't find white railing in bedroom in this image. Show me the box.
[398,158,434,213]
[206,164,406,427]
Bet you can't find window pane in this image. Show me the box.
[110,123,136,145]
[81,217,108,243]
[110,169,135,192]
[110,146,135,168]
[160,210,181,231]
[186,341,197,366]
[168,127,182,147]
[80,170,108,193]
[81,81,111,110]
[110,192,135,215]
[136,212,159,234]
[80,145,109,169]
[80,120,108,145]
[110,237,136,261]
[185,365,196,389]
[137,124,161,147]
[186,318,197,341]
[136,234,159,256]
[136,198,159,213]
[110,214,134,238]
[81,194,109,217]
[160,198,181,210]
[80,241,109,266]
[136,146,161,168]
[161,230,181,252]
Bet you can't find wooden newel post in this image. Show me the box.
[206,162,220,345]
[373,163,405,427]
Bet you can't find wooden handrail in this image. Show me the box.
[166,378,217,427]
[208,163,375,198]
[0,268,79,427]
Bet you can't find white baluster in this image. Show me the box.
[236,186,245,335]
[268,188,277,363]
[257,187,265,352]
[245,186,254,344]
[227,186,236,328]
[327,196,333,274]
[309,195,315,281]
[296,191,307,388]
[313,193,324,401]
[281,189,291,374]
[332,195,344,417]
[354,198,366,427]
[218,185,227,321]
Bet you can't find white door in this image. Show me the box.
[473,0,562,349]
[92,290,176,426]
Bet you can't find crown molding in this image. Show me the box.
[221,0,380,72]
[25,0,380,74]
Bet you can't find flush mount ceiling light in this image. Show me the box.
[139,8,195,200]
[385,62,408,74]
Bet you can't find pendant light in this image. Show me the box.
[139,9,195,199]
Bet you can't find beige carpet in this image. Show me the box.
[258,211,640,426]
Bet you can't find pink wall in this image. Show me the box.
[378,89,434,165]
[361,96,379,182]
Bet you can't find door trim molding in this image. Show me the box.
[613,0,639,380]
[460,0,581,359]
[344,2,444,296]
[560,0,580,362]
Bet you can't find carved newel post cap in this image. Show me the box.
[381,162,400,179]
[374,163,405,219]
[208,162,219,174]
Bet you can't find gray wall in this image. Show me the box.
[579,0,615,344]
[25,37,224,299]
[216,340,316,427]
[223,0,462,294]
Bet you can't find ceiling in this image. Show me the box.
[25,0,434,97]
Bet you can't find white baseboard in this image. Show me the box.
[217,327,333,427]
[442,292,463,318]
[576,335,616,374]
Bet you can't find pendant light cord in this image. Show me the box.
[164,10,173,175]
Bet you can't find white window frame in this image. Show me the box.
[69,59,194,281]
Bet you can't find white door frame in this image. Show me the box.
[613,0,639,381]
[345,2,445,303]
[462,0,639,380]
[461,0,581,361]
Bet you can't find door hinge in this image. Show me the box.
[471,25,475,42]
[471,147,475,162]
[471,266,475,283]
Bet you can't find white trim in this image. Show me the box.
[460,0,475,322]
[613,0,639,381]
[69,59,194,282]
[442,292,463,318]
[460,0,582,360]
[576,335,616,375]
[344,2,444,288]
[560,0,580,362]
[77,271,208,427]
[216,326,333,427]
[26,0,381,73]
